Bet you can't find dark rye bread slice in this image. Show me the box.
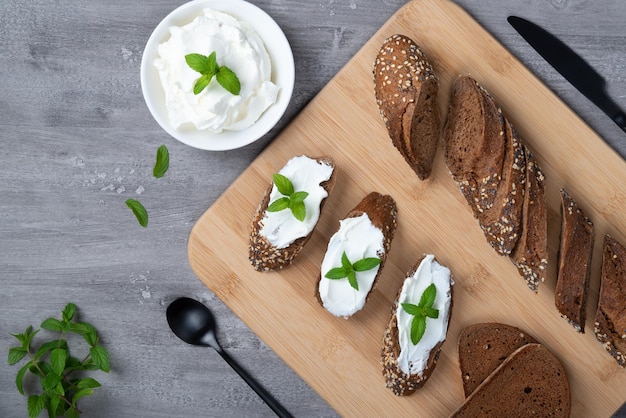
[381,256,453,396]
[317,192,397,314]
[458,323,537,397]
[249,156,336,271]
[555,189,594,332]
[374,34,441,180]
[511,146,548,292]
[594,235,626,367]
[442,75,506,213]
[450,343,571,417]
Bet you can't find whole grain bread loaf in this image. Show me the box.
[511,146,548,292]
[555,189,594,332]
[317,192,397,317]
[381,255,453,396]
[457,323,537,397]
[594,234,626,367]
[451,343,571,417]
[374,34,441,180]
[249,156,336,271]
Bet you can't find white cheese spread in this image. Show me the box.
[154,9,280,132]
[396,254,452,376]
[319,213,385,318]
[259,156,333,249]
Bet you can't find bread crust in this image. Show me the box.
[249,156,336,271]
[451,343,571,417]
[317,192,397,313]
[555,189,593,331]
[594,234,626,367]
[457,322,537,397]
[381,256,453,396]
[374,34,441,180]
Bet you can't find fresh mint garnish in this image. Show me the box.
[401,283,439,345]
[8,303,110,417]
[185,51,241,96]
[153,144,169,179]
[126,198,148,228]
[267,173,309,221]
[324,251,381,291]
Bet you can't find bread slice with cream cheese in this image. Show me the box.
[249,155,336,271]
[318,192,397,318]
[381,255,453,396]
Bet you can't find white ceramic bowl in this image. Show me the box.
[141,0,295,151]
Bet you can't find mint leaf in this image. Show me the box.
[185,53,211,73]
[352,257,381,272]
[267,197,290,213]
[290,191,309,203]
[8,347,27,365]
[75,377,101,389]
[425,307,439,319]
[40,318,63,332]
[62,303,76,323]
[15,362,31,395]
[411,316,427,345]
[216,65,241,95]
[403,283,439,345]
[153,144,169,178]
[50,348,66,376]
[89,345,110,373]
[401,303,421,316]
[126,199,148,228]
[273,173,294,196]
[340,251,352,271]
[419,283,437,308]
[325,267,349,279]
[289,201,306,221]
[27,394,45,418]
[206,51,219,74]
[347,271,359,290]
[193,74,212,95]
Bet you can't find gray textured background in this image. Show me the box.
[1,0,625,416]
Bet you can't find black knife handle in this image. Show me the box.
[612,111,626,133]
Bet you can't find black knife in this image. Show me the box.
[508,15,626,133]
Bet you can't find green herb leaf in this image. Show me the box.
[185,53,212,73]
[71,322,98,347]
[325,267,349,279]
[65,406,80,418]
[89,345,110,373]
[126,198,148,228]
[290,191,309,203]
[419,283,437,308]
[50,348,66,376]
[41,372,62,392]
[273,173,294,196]
[193,73,212,95]
[27,394,45,418]
[71,388,94,407]
[75,377,101,389]
[425,307,439,319]
[347,271,359,290]
[206,51,219,74]
[62,303,76,323]
[267,197,290,212]
[352,257,381,272]
[48,395,61,418]
[40,318,63,332]
[15,361,31,395]
[216,65,241,95]
[289,201,306,221]
[153,144,169,178]
[341,251,352,271]
[8,347,27,365]
[401,303,421,316]
[411,316,427,345]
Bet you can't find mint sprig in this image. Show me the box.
[185,51,241,95]
[401,283,439,345]
[267,173,309,221]
[8,303,110,418]
[153,144,169,179]
[324,251,381,291]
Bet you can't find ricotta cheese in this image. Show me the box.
[396,254,453,376]
[154,9,279,132]
[259,156,334,249]
[319,213,385,317]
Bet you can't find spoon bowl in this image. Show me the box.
[166,297,293,418]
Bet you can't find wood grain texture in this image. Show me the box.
[0,0,625,417]
[189,0,626,416]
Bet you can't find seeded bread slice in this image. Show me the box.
[249,156,336,271]
[510,146,548,292]
[381,255,453,396]
[555,189,594,332]
[374,34,441,180]
[451,343,571,417]
[594,234,626,367]
[317,192,397,316]
[457,323,537,397]
[442,75,506,212]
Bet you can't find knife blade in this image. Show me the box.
[508,15,626,133]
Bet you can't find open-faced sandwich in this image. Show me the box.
[249,155,336,271]
[318,192,397,318]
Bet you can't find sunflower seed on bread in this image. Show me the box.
[374,34,441,180]
[555,189,593,331]
[249,155,336,271]
[457,323,537,397]
[381,255,453,396]
[451,343,571,417]
[318,192,397,318]
[594,234,626,367]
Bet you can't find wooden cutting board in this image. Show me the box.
[188,0,626,415]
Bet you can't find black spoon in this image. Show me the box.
[166,297,293,418]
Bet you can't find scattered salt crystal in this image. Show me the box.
[135,185,145,195]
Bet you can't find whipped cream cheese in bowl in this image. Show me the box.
[141,0,294,150]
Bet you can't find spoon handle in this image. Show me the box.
[217,348,294,418]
